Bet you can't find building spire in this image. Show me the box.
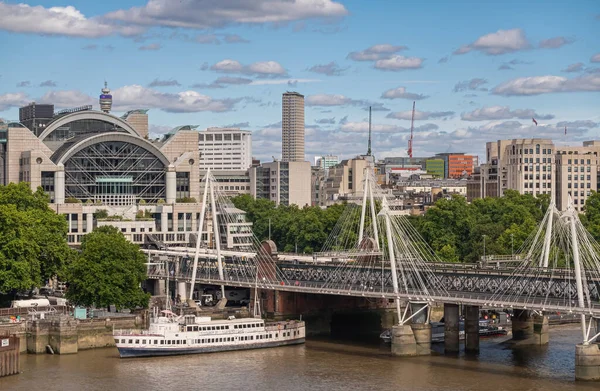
[367,106,372,156]
[99,81,112,113]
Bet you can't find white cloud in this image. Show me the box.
[492,74,600,96]
[591,53,600,63]
[306,94,353,106]
[210,59,287,77]
[453,78,488,92]
[249,78,320,85]
[148,79,181,87]
[387,110,454,120]
[111,85,240,112]
[454,28,531,55]
[347,44,408,61]
[539,36,574,49]
[38,90,95,109]
[304,94,387,110]
[381,87,428,100]
[307,62,348,76]
[562,63,584,73]
[0,3,142,38]
[105,0,348,29]
[374,55,423,71]
[341,122,404,133]
[0,92,29,111]
[340,121,438,133]
[461,105,554,121]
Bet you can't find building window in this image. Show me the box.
[176,172,190,199]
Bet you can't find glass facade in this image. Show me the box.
[44,119,127,142]
[63,140,166,204]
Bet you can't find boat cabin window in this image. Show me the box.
[135,339,139,344]
[160,340,164,345]
[121,339,125,343]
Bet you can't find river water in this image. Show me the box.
[1,325,598,391]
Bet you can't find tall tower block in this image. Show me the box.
[281,91,305,162]
[99,81,113,113]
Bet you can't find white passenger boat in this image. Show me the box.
[113,310,305,358]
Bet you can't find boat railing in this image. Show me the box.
[264,321,304,332]
[113,329,163,337]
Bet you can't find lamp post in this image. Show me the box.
[510,233,514,258]
[268,218,271,241]
[483,235,487,262]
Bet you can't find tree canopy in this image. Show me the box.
[409,190,549,262]
[231,195,346,253]
[65,225,150,310]
[233,191,551,263]
[0,183,72,293]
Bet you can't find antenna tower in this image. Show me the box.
[367,106,372,156]
[407,101,415,158]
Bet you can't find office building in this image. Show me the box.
[425,159,445,178]
[281,92,305,162]
[198,127,252,171]
[315,155,339,170]
[324,157,370,203]
[555,141,600,212]
[19,102,55,137]
[435,153,474,179]
[250,160,311,207]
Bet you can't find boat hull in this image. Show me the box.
[117,338,305,358]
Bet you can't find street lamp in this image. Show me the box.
[510,234,514,258]
[483,235,487,261]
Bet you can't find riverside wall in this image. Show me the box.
[0,314,143,355]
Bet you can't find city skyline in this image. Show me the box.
[0,0,598,163]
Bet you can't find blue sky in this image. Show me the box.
[0,0,599,162]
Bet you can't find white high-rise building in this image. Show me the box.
[198,127,252,171]
[282,92,305,162]
[315,155,339,170]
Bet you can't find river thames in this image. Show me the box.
[1,324,598,391]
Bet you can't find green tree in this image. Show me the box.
[66,226,150,310]
[582,191,600,241]
[0,183,72,293]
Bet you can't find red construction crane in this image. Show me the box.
[407,101,415,158]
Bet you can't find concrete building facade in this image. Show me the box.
[19,102,55,137]
[3,105,210,246]
[198,127,252,171]
[555,142,600,212]
[425,159,445,178]
[250,160,311,207]
[324,157,370,203]
[281,92,305,162]
[315,155,339,171]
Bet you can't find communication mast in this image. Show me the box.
[367,106,372,156]
[407,101,415,158]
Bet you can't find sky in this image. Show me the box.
[0,0,599,163]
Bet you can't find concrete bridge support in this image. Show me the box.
[576,343,600,381]
[177,281,187,301]
[465,305,479,353]
[575,318,600,381]
[152,280,165,296]
[511,309,549,346]
[391,303,431,357]
[444,303,460,353]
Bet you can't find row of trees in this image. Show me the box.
[0,183,149,309]
[409,190,549,262]
[233,190,600,263]
[232,194,346,253]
